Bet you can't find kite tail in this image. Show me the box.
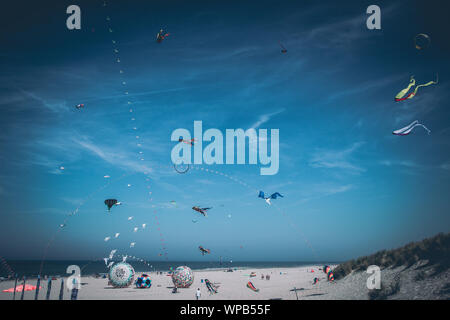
[412,77,438,96]
[417,124,431,135]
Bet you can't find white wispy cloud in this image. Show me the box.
[309,142,366,173]
[20,90,68,113]
[440,162,450,170]
[379,160,418,168]
[250,109,285,130]
[73,137,156,174]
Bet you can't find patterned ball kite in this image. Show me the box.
[171,266,194,288]
[108,262,135,288]
[135,274,152,288]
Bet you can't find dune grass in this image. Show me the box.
[333,232,450,280]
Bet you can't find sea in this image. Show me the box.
[0,260,337,278]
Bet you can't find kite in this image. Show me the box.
[192,219,198,223]
[107,261,114,269]
[3,284,42,293]
[323,265,331,274]
[414,33,431,50]
[59,224,66,228]
[130,242,136,248]
[178,138,196,146]
[104,199,121,211]
[142,224,146,229]
[393,120,431,136]
[108,262,135,288]
[313,277,319,285]
[246,281,259,292]
[135,274,152,288]
[174,163,190,174]
[192,206,211,217]
[104,237,111,242]
[109,249,117,260]
[156,29,170,43]
[395,75,438,102]
[59,166,65,171]
[279,41,287,54]
[133,227,138,233]
[75,104,84,109]
[115,233,120,238]
[258,191,284,205]
[328,272,335,282]
[199,246,211,256]
[171,266,194,288]
[128,216,133,221]
[104,175,110,178]
[204,279,219,294]
[103,258,109,266]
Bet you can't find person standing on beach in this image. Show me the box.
[196,288,201,300]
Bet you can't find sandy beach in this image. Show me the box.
[0,265,337,300]
[2,261,449,300]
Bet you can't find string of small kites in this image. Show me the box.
[101,0,169,264]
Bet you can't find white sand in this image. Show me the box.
[4,262,445,300]
[0,265,335,300]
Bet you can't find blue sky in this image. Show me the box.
[1,0,450,262]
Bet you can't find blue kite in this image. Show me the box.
[258,191,283,205]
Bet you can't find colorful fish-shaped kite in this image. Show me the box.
[393,120,431,136]
[395,75,438,102]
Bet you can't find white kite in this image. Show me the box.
[393,120,431,136]
[130,242,136,248]
[104,237,111,242]
[128,216,133,221]
[115,233,120,238]
[142,224,146,229]
[109,249,117,260]
[133,227,138,233]
[122,255,128,262]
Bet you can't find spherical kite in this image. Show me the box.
[174,163,190,174]
[414,33,430,50]
[135,274,152,288]
[171,266,194,288]
[108,262,135,288]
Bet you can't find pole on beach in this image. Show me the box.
[71,287,79,300]
[70,278,79,300]
[294,287,299,300]
[46,278,52,300]
[59,278,64,300]
[12,274,18,300]
[20,276,26,300]
[34,275,41,300]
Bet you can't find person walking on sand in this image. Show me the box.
[196,288,201,300]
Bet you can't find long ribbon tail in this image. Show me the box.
[417,124,431,135]
[411,78,438,96]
